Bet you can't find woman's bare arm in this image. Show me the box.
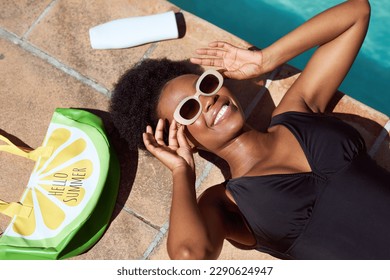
[265,0,371,114]
[167,168,227,259]
[192,0,370,114]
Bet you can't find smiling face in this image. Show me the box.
[157,73,245,152]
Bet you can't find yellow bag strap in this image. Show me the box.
[0,134,51,218]
[0,200,32,218]
[0,134,51,161]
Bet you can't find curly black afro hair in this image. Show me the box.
[110,58,203,150]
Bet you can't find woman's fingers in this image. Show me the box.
[191,41,232,67]
[143,120,183,151]
[191,41,245,71]
[143,124,163,152]
[177,125,191,149]
[195,48,227,57]
[145,124,153,134]
[143,120,192,151]
[209,41,235,50]
[142,130,156,153]
[190,57,224,67]
[154,119,166,145]
[143,123,195,171]
[168,120,179,148]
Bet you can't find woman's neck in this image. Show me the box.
[216,128,272,178]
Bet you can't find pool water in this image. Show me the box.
[170,0,390,116]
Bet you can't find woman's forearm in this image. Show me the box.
[167,166,214,259]
[262,0,370,72]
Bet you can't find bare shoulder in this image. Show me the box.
[198,184,231,213]
[198,184,257,248]
[198,183,226,201]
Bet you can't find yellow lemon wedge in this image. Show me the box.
[10,125,100,239]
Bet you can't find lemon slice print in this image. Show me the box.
[7,124,101,241]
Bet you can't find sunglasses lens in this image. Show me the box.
[179,99,200,121]
[199,73,220,94]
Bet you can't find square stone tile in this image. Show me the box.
[0,39,109,146]
[26,0,177,90]
[72,206,159,260]
[124,152,173,227]
[0,0,52,36]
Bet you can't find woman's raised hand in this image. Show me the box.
[191,41,264,80]
[143,119,195,173]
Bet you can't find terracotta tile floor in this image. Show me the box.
[0,0,388,260]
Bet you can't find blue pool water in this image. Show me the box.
[170,0,390,116]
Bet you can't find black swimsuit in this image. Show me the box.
[226,111,390,259]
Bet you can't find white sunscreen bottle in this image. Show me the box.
[89,11,179,49]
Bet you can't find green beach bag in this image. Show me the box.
[0,108,120,259]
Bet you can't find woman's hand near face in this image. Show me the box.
[143,119,195,173]
[191,41,265,80]
[144,119,221,259]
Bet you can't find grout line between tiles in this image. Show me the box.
[244,67,281,119]
[195,161,214,190]
[140,43,159,61]
[368,120,390,157]
[22,0,60,40]
[0,27,111,98]
[120,204,160,231]
[140,221,169,260]
[132,43,158,69]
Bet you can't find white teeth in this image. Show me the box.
[214,105,228,125]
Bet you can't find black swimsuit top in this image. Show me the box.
[225,111,367,259]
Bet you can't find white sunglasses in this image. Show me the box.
[173,69,224,125]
